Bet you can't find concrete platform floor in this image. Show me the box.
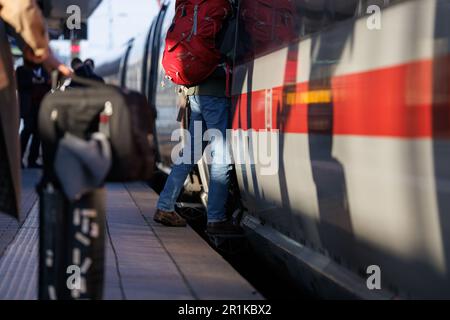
[0,170,262,300]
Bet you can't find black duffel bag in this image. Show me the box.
[39,75,156,182]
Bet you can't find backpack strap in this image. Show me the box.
[228,0,238,18]
[187,4,199,41]
[217,62,233,98]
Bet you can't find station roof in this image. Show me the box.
[38,0,102,38]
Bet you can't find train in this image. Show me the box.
[96,0,450,299]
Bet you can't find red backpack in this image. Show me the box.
[162,0,232,86]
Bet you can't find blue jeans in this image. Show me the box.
[157,95,232,223]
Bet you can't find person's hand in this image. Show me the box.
[43,50,73,77]
[24,45,72,77]
[23,45,47,64]
[54,63,73,77]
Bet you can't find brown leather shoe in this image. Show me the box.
[206,220,244,235]
[153,209,187,227]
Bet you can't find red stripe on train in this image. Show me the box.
[232,57,450,138]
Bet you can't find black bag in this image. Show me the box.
[37,75,116,300]
[38,184,106,300]
[39,75,156,182]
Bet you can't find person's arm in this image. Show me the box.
[0,0,72,76]
[0,0,49,60]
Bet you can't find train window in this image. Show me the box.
[157,0,177,92]
[146,2,170,103]
[153,0,178,103]
[120,40,134,88]
[124,33,148,92]
[235,0,360,63]
[333,0,361,21]
[145,20,157,98]
[355,0,406,17]
[236,0,299,61]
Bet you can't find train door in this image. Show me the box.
[145,2,170,166]
[119,39,134,88]
[146,2,169,103]
[152,1,180,169]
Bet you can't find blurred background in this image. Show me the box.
[50,0,159,64]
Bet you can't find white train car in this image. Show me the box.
[98,0,450,299]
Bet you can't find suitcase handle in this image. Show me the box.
[51,70,60,91]
[70,74,106,88]
[51,71,106,89]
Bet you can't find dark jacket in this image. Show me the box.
[16,64,50,118]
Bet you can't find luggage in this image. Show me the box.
[37,75,156,299]
[38,184,105,300]
[162,0,232,86]
[39,75,157,182]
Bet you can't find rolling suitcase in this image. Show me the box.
[38,184,106,300]
[37,75,156,299]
